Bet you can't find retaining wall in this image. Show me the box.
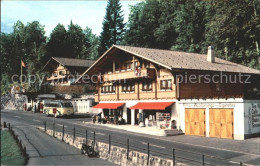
[38,127,184,166]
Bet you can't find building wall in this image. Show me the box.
[178,98,260,140]
[179,79,244,99]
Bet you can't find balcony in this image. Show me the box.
[102,68,156,82]
[47,75,66,81]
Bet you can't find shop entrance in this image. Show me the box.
[185,108,205,136]
[127,108,131,124]
[209,109,233,139]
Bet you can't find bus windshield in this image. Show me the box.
[61,102,73,108]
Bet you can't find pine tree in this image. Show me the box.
[67,21,87,59]
[46,24,68,60]
[99,0,125,55]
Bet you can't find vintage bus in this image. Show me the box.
[43,100,74,117]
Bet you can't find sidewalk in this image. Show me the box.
[5,119,116,166]
[83,121,182,136]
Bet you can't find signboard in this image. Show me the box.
[183,103,235,108]
[244,103,260,134]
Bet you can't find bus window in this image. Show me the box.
[61,102,73,108]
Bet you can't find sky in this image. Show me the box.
[1,0,141,37]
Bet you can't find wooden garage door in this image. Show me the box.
[185,109,205,136]
[209,109,233,139]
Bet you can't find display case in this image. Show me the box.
[156,112,171,129]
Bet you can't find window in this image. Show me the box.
[122,84,135,92]
[144,61,150,68]
[126,62,133,70]
[112,85,116,92]
[61,102,73,108]
[216,83,222,92]
[160,79,172,90]
[115,63,120,72]
[134,61,138,68]
[101,85,116,93]
[142,82,152,91]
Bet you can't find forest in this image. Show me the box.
[1,0,259,94]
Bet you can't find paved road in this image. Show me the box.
[2,109,260,165]
[1,110,115,166]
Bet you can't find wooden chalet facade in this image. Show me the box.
[42,57,95,86]
[41,57,95,114]
[77,45,260,140]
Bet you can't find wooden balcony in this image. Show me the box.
[102,68,156,82]
[47,75,66,81]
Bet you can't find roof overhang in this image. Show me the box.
[75,45,172,83]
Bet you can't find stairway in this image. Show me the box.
[164,129,184,136]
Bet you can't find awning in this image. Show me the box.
[92,103,125,109]
[130,102,174,110]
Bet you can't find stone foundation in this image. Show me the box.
[39,127,185,166]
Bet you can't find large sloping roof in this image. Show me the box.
[76,45,260,82]
[42,57,95,71]
[115,45,260,74]
[52,57,95,67]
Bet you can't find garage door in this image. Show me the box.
[185,109,205,136]
[209,109,233,139]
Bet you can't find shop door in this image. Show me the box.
[127,108,131,124]
[209,109,233,139]
[185,109,205,136]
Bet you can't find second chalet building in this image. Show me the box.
[77,45,260,140]
[42,57,95,86]
[42,57,95,113]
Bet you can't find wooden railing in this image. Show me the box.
[47,75,66,81]
[95,90,175,102]
[102,68,156,82]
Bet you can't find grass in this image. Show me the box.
[1,130,26,165]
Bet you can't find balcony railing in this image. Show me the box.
[47,75,66,81]
[102,68,156,82]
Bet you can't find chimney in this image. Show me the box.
[207,46,215,63]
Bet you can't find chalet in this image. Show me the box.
[42,57,95,86]
[42,57,95,113]
[77,45,260,140]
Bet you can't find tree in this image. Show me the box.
[123,2,145,46]
[67,21,87,59]
[124,0,162,48]
[0,20,47,94]
[99,0,125,54]
[46,24,69,60]
[84,27,100,60]
[23,21,46,75]
[204,0,260,69]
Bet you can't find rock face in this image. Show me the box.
[41,127,185,166]
[2,94,27,111]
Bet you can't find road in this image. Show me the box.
[1,110,115,165]
[2,109,260,165]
